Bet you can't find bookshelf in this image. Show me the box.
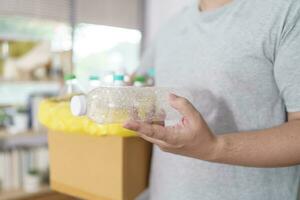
[0,79,61,84]
[0,185,51,200]
[0,130,47,150]
[0,185,79,200]
[0,22,66,200]
[0,130,50,199]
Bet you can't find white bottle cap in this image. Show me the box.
[70,95,87,116]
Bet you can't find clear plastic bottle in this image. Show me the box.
[88,75,101,92]
[114,74,126,86]
[133,75,146,87]
[147,68,155,86]
[102,71,114,86]
[70,87,193,124]
[60,74,82,96]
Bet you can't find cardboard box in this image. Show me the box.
[48,132,152,200]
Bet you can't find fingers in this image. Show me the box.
[169,93,199,122]
[123,121,180,146]
[123,121,140,131]
[124,121,167,139]
[137,132,174,149]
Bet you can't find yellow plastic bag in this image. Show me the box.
[38,99,136,137]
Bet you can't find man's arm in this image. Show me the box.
[124,94,300,167]
[213,112,300,167]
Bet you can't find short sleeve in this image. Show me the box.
[274,4,300,112]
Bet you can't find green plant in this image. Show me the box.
[0,109,8,126]
[28,168,40,176]
[16,106,28,114]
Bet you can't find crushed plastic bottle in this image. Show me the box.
[70,86,193,124]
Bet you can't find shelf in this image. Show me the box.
[0,79,61,84]
[0,130,48,150]
[0,185,51,200]
[0,104,13,109]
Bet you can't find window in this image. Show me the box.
[0,16,142,104]
[73,23,141,88]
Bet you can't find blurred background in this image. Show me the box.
[0,0,190,199]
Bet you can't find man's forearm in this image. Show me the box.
[211,120,300,167]
[124,95,300,167]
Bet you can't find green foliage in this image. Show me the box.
[0,59,3,75]
[0,41,37,76]
[28,169,40,176]
[8,41,37,58]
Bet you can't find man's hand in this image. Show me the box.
[123,94,220,161]
[124,94,300,167]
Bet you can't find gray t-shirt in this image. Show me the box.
[139,0,300,199]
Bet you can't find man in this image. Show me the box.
[124,0,300,199]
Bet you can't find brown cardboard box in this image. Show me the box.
[48,132,152,200]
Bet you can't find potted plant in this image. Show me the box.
[23,168,41,192]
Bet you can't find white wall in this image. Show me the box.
[144,0,192,47]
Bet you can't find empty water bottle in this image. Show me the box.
[60,74,83,96]
[70,86,193,124]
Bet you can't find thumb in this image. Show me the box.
[168,93,200,121]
